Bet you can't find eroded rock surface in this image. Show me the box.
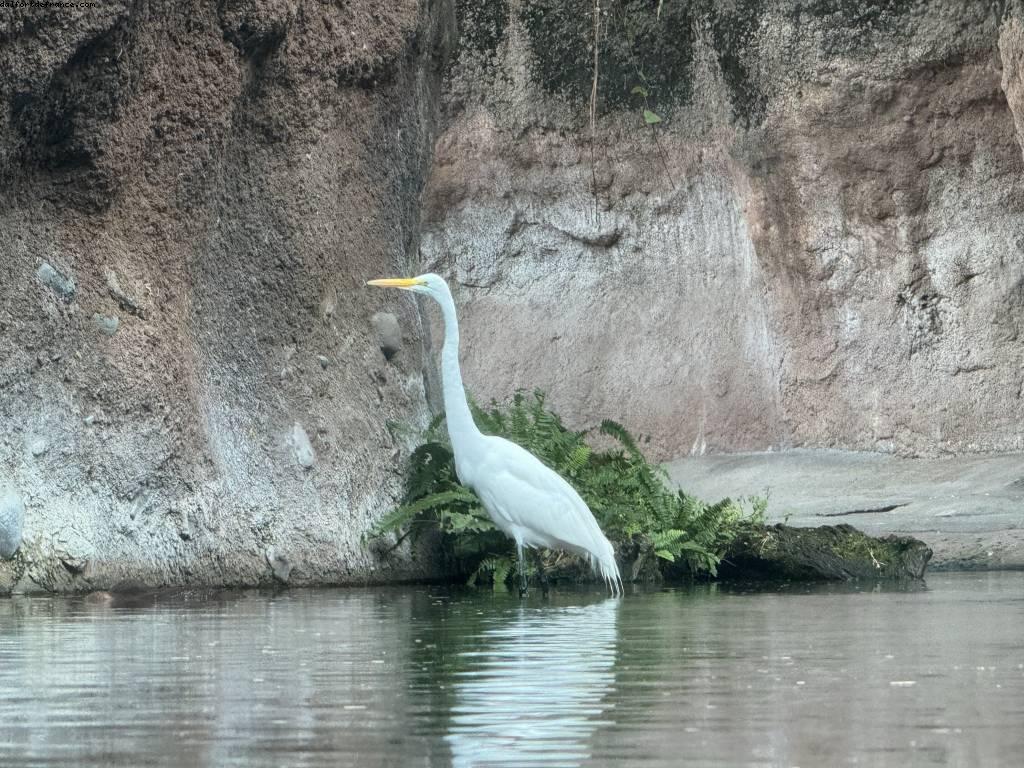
[423,1,1024,461]
[0,488,25,560]
[0,0,455,593]
[666,450,1024,570]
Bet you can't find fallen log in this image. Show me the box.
[717,523,932,581]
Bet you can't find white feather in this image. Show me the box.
[464,435,621,593]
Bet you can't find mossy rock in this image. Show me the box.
[720,523,932,581]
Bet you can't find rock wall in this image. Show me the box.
[3,0,1023,593]
[422,0,1024,461]
[0,0,454,593]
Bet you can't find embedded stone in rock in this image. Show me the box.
[265,546,292,583]
[0,488,25,559]
[92,314,120,336]
[29,439,48,457]
[36,263,76,301]
[176,508,193,541]
[291,423,316,469]
[371,312,402,360]
[106,270,146,318]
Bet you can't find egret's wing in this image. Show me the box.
[473,437,619,584]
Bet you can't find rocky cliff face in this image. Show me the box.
[0,0,454,593]
[3,1,1023,593]
[424,0,1024,461]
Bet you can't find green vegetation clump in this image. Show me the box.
[373,391,763,588]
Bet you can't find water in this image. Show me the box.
[1,572,1022,767]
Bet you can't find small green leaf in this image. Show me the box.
[643,109,662,125]
[631,85,648,98]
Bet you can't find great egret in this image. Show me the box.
[368,273,623,596]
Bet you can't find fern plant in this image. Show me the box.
[371,391,763,588]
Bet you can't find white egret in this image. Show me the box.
[368,273,622,596]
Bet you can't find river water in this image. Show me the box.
[1,572,1022,767]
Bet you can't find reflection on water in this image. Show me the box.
[446,599,618,767]
[0,573,1023,767]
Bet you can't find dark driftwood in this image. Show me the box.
[527,524,932,588]
[718,523,932,581]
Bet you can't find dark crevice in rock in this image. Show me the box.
[817,503,908,517]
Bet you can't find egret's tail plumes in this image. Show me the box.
[596,555,624,597]
[586,537,623,597]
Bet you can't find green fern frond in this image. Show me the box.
[369,390,761,583]
[468,555,515,590]
[467,556,500,586]
[599,419,641,456]
[492,557,513,590]
[445,508,497,533]
[372,489,480,537]
[561,444,591,474]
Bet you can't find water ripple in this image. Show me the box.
[0,575,1022,766]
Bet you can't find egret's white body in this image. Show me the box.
[368,273,622,595]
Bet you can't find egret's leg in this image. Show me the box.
[517,542,528,597]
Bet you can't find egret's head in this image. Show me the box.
[367,273,449,299]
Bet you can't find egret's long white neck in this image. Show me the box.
[435,287,483,455]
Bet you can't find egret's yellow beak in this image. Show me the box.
[367,277,424,290]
